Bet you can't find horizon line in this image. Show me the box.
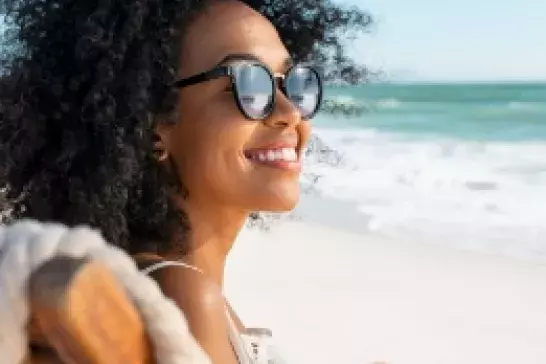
[367,79,546,85]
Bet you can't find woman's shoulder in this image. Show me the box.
[134,254,238,363]
[134,254,223,312]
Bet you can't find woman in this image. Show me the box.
[0,0,370,362]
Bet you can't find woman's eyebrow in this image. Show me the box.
[216,53,294,71]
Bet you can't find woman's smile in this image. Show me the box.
[244,140,302,172]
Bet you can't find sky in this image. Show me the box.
[343,0,546,82]
[2,3,545,83]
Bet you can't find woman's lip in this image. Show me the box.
[249,158,302,172]
[244,143,298,152]
[243,147,303,172]
[244,147,299,161]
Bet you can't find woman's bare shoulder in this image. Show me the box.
[134,255,237,363]
[134,254,224,316]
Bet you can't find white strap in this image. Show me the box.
[227,312,253,364]
[141,260,204,276]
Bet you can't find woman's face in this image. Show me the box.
[158,1,312,213]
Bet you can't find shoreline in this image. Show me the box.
[292,191,546,265]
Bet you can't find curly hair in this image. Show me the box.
[0,0,372,254]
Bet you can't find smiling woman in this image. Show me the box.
[0,0,371,363]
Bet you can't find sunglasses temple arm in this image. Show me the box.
[171,67,231,88]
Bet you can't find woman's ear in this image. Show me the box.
[153,120,187,197]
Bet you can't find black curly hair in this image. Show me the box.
[0,0,372,254]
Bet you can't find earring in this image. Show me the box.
[153,135,169,162]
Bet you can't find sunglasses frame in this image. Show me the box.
[171,61,323,121]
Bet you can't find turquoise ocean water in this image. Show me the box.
[317,83,546,140]
[304,83,546,261]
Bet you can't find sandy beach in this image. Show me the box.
[226,219,546,364]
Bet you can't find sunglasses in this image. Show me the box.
[171,61,323,121]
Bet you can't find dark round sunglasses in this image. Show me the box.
[171,62,323,121]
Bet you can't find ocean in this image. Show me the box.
[300,83,546,262]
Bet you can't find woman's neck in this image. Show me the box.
[170,200,249,287]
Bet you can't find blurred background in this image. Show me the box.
[299,0,546,262]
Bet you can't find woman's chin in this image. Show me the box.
[255,191,301,212]
[240,180,301,212]
[262,202,298,213]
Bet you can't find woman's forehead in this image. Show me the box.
[178,1,290,77]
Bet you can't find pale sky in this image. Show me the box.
[344,0,546,82]
[2,3,545,82]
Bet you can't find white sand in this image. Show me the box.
[225,221,546,364]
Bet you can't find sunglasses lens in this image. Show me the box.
[285,67,321,118]
[233,64,274,119]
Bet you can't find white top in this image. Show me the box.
[142,261,285,364]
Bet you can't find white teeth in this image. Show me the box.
[290,149,298,162]
[281,148,297,162]
[248,148,299,162]
[267,150,276,161]
[281,148,291,160]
